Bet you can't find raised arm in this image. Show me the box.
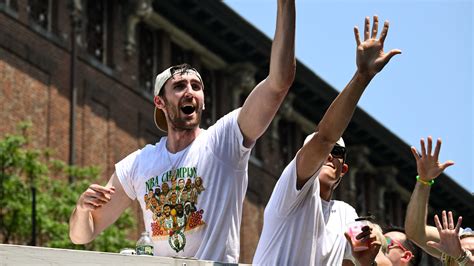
[404,137,454,258]
[69,173,132,244]
[238,0,296,148]
[296,16,401,184]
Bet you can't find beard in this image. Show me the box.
[164,97,203,131]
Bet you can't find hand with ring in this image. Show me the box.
[426,210,464,258]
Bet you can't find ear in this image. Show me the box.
[400,250,413,262]
[154,95,165,109]
[341,163,349,175]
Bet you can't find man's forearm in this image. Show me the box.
[268,0,296,90]
[405,182,443,257]
[69,206,96,244]
[405,182,430,239]
[405,182,430,240]
[236,0,296,146]
[296,71,373,181]
[316,71,372,144]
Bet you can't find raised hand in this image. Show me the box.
[354,16,401,78]
[426,210,464,258]
[410,136,454,181]
[77,184,116,211]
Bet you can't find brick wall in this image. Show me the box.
[0,6,155,240]
[0,3,268,263]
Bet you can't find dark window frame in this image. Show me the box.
[85,0,114,66]
[138,23,161,96]
[0,0,19,14]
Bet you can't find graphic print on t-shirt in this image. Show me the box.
[143,166,205,252]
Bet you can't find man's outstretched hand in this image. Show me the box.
[410,136,454,182]
[354,15,402,78]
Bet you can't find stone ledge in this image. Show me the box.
[0,244,248,266]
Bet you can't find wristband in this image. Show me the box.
[457,249,472,265]
[441,252,455,265]
[416,175,434,186]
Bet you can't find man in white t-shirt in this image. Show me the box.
[253,15,401,266]
[69,0,297,262]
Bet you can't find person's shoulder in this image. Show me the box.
[136,138,165,156]
[331,200,356,212]
[215,108,241,123]
[205,108,241,133]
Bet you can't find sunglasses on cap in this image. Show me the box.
[385,236,409,253]
[331,145,346,160]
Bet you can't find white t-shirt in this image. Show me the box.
[253,158,358,265]
[116,109,251,263]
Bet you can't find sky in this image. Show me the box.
[223,0,473,193]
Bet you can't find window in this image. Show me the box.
[170,42,191,66]
[199,66,216,128]
[0,0,18,12]
[138,23,160,95]
[28,0,49,29]
[85,0,113,65]
[28,0,55,31]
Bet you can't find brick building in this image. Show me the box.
[1,0,472,263]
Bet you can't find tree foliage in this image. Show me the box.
[0,122,136,252]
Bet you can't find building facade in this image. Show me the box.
[1,0,472,263]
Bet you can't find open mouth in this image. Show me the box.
[324,163,336,169]
[181,105,196,115]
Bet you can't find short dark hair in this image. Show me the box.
[170,63,195,75]
[158,63,201,97]
[384,226,422,266]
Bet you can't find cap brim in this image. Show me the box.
[304,133,345,148]
[154,108,168,132]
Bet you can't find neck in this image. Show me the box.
[319,182,334,201]
[166,127,201,153]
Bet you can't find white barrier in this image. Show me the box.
[0,244,245,266]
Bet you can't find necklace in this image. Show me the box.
[165,140,187,179]
[166,148,178,179]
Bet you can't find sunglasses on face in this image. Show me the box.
[385,236,409,253]
[330,145,346,160]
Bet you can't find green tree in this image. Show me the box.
[0,122,135,252]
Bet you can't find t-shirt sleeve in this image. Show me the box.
[266,158,320,217]
[206,108,251,170]
[115,150,140,200]
[343,205,359,261]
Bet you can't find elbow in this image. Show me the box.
[69,227,93,245]
[315,131,340,147]
[70,234,92,245]
[283,61,296,87]
[404,218,415,239]
[70,232,84,245]
[404,220,422,244]
[282,61,296,88]
[405,228,422,244]
[69,234,82,245]
[269,61,296,91]
[404,227,416,241]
